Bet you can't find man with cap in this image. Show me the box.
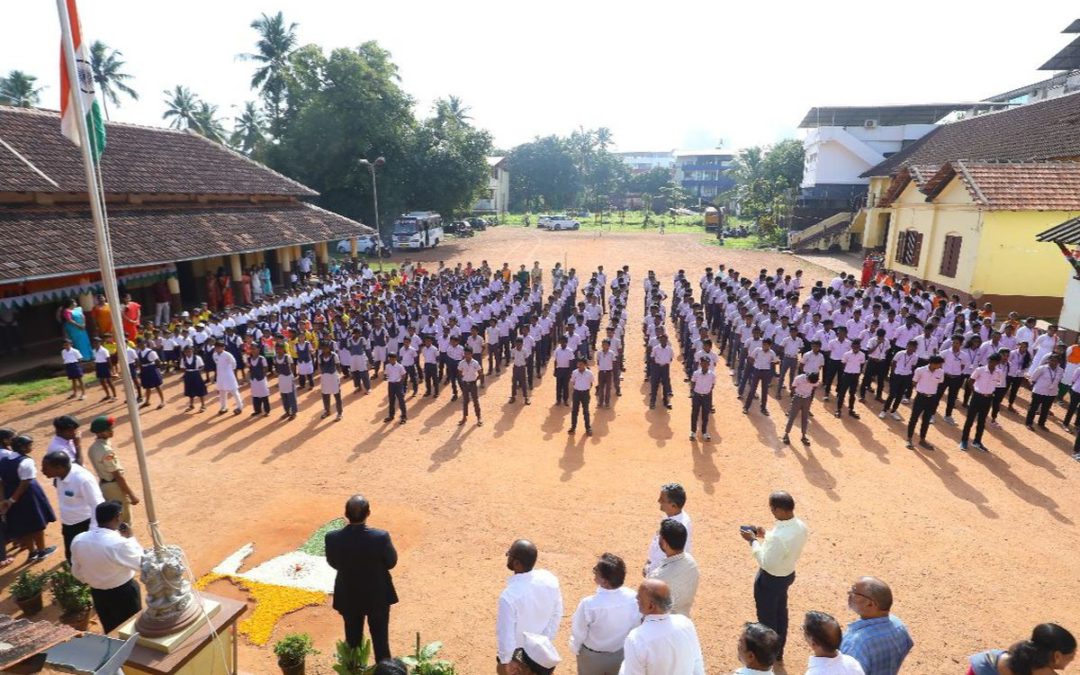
[497,539,563,675]
[619,579,705,674]
[512,633,562,674]
[41,450,104,561]
[87,417,141,526]
[71,500,143,633]
[47,415,82,465]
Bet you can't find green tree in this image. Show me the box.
[624,166,673,196]
[506,136,582,211]
[728,140,804,244]
[241,11,298,137]
[161,85,199,130]
[436,95,471,125]
[192,101,227,143]
[230,101,265,154]
[89,41,138,120]
[409,97,493,218]
[0,70,42,107]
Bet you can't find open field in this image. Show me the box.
[1,227,1078,674]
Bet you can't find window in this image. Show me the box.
[939,234,962,278]
[895,230,923,267]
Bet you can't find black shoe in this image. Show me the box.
[568,427,576,434]
[849,410,860,419]
[782,435,790,444]
[383,416,393,423]
[760,408,769,416]
[586,428,593,436]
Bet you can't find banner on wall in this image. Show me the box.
[0,265,177,310]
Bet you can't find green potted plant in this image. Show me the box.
[48,564,93,630]
[401,633,457,674]
[273,632,318,675]
[11,569,49,615]
[332,638,376,675]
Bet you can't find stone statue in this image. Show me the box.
[136,545,203,637]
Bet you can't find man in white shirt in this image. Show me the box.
[570,553,641,675]
[740,491,809,663]
[647,519,699,617]
[733,622,782,674]
[649,335,675,410]
[382,352,408,425]
[596,340,617,409]
[458,347,485,427]
[645,483,693,576]
[71,501,144,633]
[743,338,779,415]
[689,357,715,441]
[906,356,945,450]
[497,540,563,674]
[961,353,1003,452]
[801,611,866,674]
[569,358,595,436]
[42,450,104,561]
[782,372,819,446]
[1026,353,1064,431]
[618,579,705,675]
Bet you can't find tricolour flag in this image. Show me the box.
[59,0,105,162]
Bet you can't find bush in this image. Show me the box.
[12,569,49,600]
[400,633,456,675]
[332,639,375,675]
[273,633,318,667]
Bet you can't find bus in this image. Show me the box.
[392,212,444,250]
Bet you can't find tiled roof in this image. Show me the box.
[861,92,1080,177]
[952,160,1080,210]
[0,202,373,281]
[0,106,316,197]
[0,614,81,669]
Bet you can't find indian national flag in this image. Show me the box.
[59,0,105,162]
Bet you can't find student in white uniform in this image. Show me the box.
[91,336,117,401]
[782,372,819,446]
[246,345,272,417]
[383,352,408,425]
[569,358,595,436]
[273,342,298,420]
[689,358,715,441]
[61,339,86,401]
[317,342,343,421]
[212,341,242,415]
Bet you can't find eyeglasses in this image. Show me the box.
[848,588,873,601]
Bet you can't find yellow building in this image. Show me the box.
[877,160,1080,315]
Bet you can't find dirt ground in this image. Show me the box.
[2,226,1079,674]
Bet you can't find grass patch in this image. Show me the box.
[0,368,99,405]
[707,235,772,250]
[299,518,345,556]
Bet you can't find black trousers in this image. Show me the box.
[884,374,912,412]
[649,364,672,404]
[387,382,407,419]
[835,372,859,412]
[691,392,711,433]
[943,374,966,417]
[1066,389,1080,427]
[822,359,841,393]
[571,390,591,430]
[861,359,887,398]
[404,365,419,393]
[754,570,795,660]
[322,392,343,414]
[91,578,142,634]
[907,393,935,441]
[424,363,439,396]
[555,367,571,403]
[62,519,91,562]
[961,392,993,444]
[343,605,391,663]
[1026,393,1055,427]
[461,381,481,418]
[511,365,529,400]
[252,395,271,414]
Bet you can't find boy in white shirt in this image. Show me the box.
[92,336,117,401]
[61,339,86,401]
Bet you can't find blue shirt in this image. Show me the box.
[839,615,913,675]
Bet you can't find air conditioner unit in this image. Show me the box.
[863,119,878,129]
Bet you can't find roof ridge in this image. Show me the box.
[0,104,200,136]
[953,160,989,206]
[185,131,318,197]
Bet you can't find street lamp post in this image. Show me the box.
[359,156,386,259]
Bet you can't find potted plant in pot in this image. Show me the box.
[273,632,318,675]
[49,564,93,630]
[332,639,375,675]
[12,569,49,616]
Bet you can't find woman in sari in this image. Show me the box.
[62,298,92,360]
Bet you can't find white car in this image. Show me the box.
[336,235,382,255]
[541,214,580,231]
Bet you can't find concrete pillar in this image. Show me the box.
[350,238,358,260]
[315,241,329,275]
[279,246,292,288]
[230,254,243,306]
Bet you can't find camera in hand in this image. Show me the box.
[740,524,757,532]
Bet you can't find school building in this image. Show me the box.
[0,105,373,353]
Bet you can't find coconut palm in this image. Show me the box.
[161,85,199,130]
[445,95,471,123]
[0,70,43,107]
[240,11,298,134]
[89,41,138,120]
[594,127,613,152]
[230,101,265,154]
[192,101,227,143]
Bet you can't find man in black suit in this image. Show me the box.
[325,494,399,662]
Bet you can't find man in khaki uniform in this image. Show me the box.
[87,416,140,525]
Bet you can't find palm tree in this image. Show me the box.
[445,95,471,123]
[192,101,226,143]
[595,127,613,152]
[230,101,264,154]
[0,70,43,107]
[89,41,138,120]
[161,85,199,130]
[240,11,298,135]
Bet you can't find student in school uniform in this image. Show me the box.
[595,339,616,408]
[906,355,945,450]
[444,336,464,401]
[553,336,573,406]
[860,328,890,402]
[246,344,272,418]
[961,353,1004,452]
[1026,353,1064,430]
[881,341,919,421]
[782,372,819,446]
[742,338,779,416]
[399,340,419,397]
[295,335,316,390]
[835,339,865,419]
[508,337,530,405]
[212,341,243,415]
[317,341,344,421]
[135,337,165,410]
[383,352,407,425]
[421,336,440,398]
[61,339,87,402]
[347,330,371,394]
[458,347,485,426]
[91,337,117,402]
[569,357,594,436]
[273,342,298,421]
[180,345,207,412]
[649,333,675,410]
[689,357,715,441]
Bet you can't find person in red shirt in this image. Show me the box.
[121,294,141,342]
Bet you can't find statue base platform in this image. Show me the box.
[118,599,220,654]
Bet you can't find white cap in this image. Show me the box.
[521,633,560,669]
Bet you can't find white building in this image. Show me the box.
[473,156,510,215]
[615,151,676,174]
[672,150,737,200]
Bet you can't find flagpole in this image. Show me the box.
[56,0,163,550]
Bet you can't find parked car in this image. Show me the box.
[541,214,581,231]
[448,221,474,237]
[468,217,487,231]
[485,217,499,227]
[336,234,391,257]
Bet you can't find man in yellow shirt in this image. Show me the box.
[86,416,140,525]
